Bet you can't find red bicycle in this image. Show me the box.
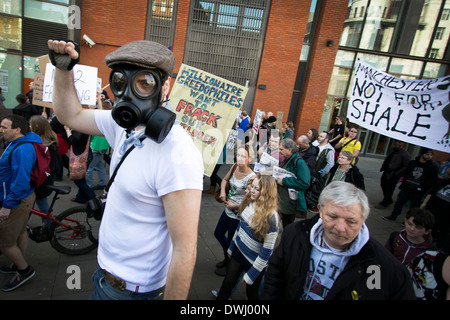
[28,184,100,255]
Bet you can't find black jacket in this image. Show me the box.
[260,215,416,300]
[327,164,365,191]
[400,158,438,195]
[380,148,410,179]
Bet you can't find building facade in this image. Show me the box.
[1,0,448,159]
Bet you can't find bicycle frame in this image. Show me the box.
[30,185,84,237]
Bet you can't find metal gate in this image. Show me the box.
[183,0,271,112]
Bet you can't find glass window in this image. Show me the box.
[1,0,22,16]
[409,0,444,58]
[217,4,239,29]
[319,50,355,132]
[242,7,263,32]
[388,58,423,78]
[423,62,447,79]
[358,1,401,52]
[24,0,69,25]
[356,52,389,71]
[152,0,174,20]
[23,55,40,79]
[0,52,22,109]
[300,0,318,61]
[0,15,21,51]
[429,7,450,59]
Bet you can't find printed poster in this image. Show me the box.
[169,64,248,176]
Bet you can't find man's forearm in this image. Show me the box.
[163,246,197,299]
[53,69,82,126]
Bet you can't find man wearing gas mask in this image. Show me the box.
[47,40,204,300]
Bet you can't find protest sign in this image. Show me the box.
[32,74,53,109]
[43,63,98,106]
[348,60,450,153]
[276,112,283,130]
[169,64,248,176]
[253,109,263,134]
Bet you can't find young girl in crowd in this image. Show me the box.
[217,173,279,300]
[214,146,255,276]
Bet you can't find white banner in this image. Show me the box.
[348,60,450,153]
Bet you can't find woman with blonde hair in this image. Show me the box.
[216,173,279,300]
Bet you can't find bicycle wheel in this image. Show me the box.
[49,205,100,255]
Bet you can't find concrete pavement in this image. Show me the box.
[0,156,406,300]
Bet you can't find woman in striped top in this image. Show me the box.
[216,173,279,300]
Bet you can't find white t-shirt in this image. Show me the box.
[225,170,255,219]
[95,110,204,291]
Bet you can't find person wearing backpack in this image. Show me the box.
[29,115,62,221]
[0,115,41,292]
[315,131,335,178]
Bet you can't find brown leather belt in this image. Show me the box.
[102,269,126,291]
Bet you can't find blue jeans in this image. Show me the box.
[86,150,107,188]
[89,269,165,300]
[214,210,240,253]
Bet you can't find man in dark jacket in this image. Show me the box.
[12,94,41,121]
[376,140,410,209]
[383,147,438,222]
[296,135,318,170]
[260,181,415,300]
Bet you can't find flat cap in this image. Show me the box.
[105,40,175,77]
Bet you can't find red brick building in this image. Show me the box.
[77,0,349,138]
[1,0,448,160]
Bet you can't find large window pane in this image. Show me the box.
[410,0,444,58]
[23,55,40,79]
[0,52,22,109]
[24,0,68,25]
[1,0,22,16]
[0,15,21,51]
[388,57,423,78]
[319,50,355,132]
[359,0,401,52]
[423,62,447,78]
[428,2,450,59]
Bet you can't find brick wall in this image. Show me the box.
[294,0,348,139]
[78,0,148,98]
[252,0,309,124]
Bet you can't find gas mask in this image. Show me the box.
[109,66,175,143]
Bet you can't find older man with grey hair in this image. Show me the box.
[296,134,318,170]
[261,181,415,300]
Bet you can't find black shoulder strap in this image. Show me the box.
[8,141,31,165]
[105,136,146,192]
[341,138,356,149]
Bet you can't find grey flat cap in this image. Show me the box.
[105,40,175,77]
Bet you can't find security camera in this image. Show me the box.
[83,34,95,47]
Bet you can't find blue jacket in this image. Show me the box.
[0,132,41,209]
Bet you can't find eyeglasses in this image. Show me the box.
[350,130,358,133]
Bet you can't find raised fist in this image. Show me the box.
[47,40,80,71]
